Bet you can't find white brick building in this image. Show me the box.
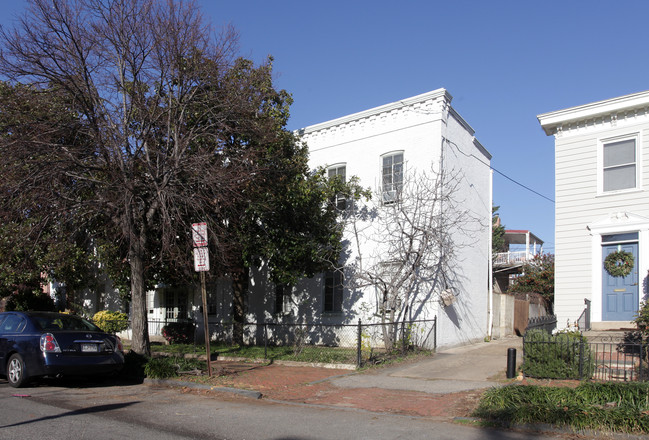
[278,89,494,349]
[144,89,493,350]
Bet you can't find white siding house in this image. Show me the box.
[538,90,649,330]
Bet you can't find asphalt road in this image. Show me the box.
[0,378,587,440]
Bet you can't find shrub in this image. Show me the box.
[523,329,594,379]
[6,290,55,311]
[161,321,195,344]
[144,357,179,379]
[120,351,149,382]
[144,356,205,379]
[474,382,649,434]
[92,310,129,334]
[634,301,649,334]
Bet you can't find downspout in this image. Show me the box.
[487,169,494,340]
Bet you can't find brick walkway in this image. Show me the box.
[177,361,485,419]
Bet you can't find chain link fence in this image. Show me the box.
[214,318,437,367]
[133,317,435,367]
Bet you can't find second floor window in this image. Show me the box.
[603,138,636,192]
[382,152,403,203]
[328,164,347,210]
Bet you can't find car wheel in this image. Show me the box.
[7,353,28,388]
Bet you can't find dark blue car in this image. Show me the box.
[0,311,125,387]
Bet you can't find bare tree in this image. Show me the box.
[346,164,484,350]
[0,0,289,355]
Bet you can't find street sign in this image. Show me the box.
[193,247,210,272]
[190,222,212,376]
[191,222,208,247]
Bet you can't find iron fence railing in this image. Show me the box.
[523,331,647,382]
[525,315,557,334]
[577,298,591,331]
[127,317,437,368]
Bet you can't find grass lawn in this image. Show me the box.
[149,341,359,364]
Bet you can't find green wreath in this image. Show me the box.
[604,250,634,277]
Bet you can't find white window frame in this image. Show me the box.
[598,133,640,195]
[381,151,404,204]
[327,163,347,210]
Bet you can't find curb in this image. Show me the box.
[453,417,649,440]
[144,378,262,399]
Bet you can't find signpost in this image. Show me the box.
[192,222,212,377]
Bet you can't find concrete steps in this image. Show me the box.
[581,328,646,381]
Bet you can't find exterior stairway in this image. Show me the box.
[582,329,645,382]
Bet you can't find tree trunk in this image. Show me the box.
[380,289,395,351]
[231,260,248,346]
[129,248,150,356]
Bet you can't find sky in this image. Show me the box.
[3,1,649,253]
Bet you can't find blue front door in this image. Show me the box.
[602,242,639,321]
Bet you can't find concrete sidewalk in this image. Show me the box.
[152,336,524,420]
[331,336,523,394]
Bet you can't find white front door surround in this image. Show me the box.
[587,212,649,323]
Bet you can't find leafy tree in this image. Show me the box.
[0,0,356,352]
[509,253,554,311]
[0,81,95,310]
[227,125,366,343]
[492,206,507,255]
[0,0,296,355]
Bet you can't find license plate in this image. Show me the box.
[81,343,99,353]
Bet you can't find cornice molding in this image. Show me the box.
[297,88,452,138]
[538,90,649,137]
[587,211,649,234]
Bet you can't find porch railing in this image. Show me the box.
[577,298,591,331]
[494,251,533,267]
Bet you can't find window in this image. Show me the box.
[323,271,343,313]
[164,290,188,320]
[602,232,638,243]
[275,284,291,314]
[207,289,217,316]
[1,315,26,333]
[327,164,347,210]
[603,138,637,192]
[381,152,404,203]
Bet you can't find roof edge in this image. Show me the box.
[537,90,649,136]
[298,88,452,135]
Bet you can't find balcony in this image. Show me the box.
[494,250,536,267]
[493,229,544,293]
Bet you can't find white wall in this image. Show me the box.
[300,89,492,349]
[550,111,649,327]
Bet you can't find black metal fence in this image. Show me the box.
[523,331,647,382]
[577,298,591,331]
[136,317,437,368]
[525,315,557,334]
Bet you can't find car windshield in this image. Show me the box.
[32,314,101,332]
